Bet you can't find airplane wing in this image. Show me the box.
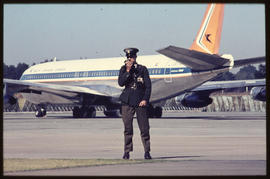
[233,56,265,68]
[157,45,230,71]
[191,79,265,92]
[157,45,265,70]
[4,78,111,104]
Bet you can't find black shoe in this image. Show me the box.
[123,152,130,160]
[144,152,152,160]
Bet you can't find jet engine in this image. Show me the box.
[3,84,17,107]
[175,92,213,108]
[250,86,266,101]
[4,94,17,106]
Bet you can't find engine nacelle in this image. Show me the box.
[250,86,266,101]
[4,94,17,106]
[175,92,213,108]
[3,84,17,106]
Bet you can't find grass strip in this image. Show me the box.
[4,158,158,173]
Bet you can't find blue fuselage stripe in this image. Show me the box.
[20,68,191,81]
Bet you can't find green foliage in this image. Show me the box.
[213,71,235,81]
[4,63,29,80]
[255,64,266,78]
[235,64,265,80]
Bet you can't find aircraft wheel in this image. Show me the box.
[154,106,162,118]
[147,104,155,118]
[81,106,96,118]
[35,107,46,117]
[104,109,121,118]
[73,106,81,118]
[88,107,96,118]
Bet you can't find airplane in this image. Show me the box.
[4,3,265,118]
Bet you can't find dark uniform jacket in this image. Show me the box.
[118,63,151,107]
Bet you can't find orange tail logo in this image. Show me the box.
[190,4,224,54]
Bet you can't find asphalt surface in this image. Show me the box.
[3,111,266,176]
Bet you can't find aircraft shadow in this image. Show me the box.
[153,155,201,160]
[157,116,256,120]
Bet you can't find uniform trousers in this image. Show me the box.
[121,105,150,153]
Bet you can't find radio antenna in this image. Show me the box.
[120,53,128,63]
[120,53,126,59]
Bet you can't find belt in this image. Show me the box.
[126,83,137,90]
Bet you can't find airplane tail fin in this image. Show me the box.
[190,4,224,54]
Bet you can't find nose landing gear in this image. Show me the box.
[35,107,47,117]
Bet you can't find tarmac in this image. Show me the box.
[3,111,266,176]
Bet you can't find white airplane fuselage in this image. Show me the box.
[20,54,229,104]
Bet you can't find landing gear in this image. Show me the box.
[35,107,47,117]
[104,109,121,118]
[73,106,81,118]
[72,106,96,118]
[104,106,122,118]
[147,105,162,118]
[154,106,163,118]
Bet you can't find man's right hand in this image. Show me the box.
[125,60,133,72]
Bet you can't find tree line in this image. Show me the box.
[3,61,265,81]
[213,64,265,81]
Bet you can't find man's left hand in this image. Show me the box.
[139,100,147,107]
